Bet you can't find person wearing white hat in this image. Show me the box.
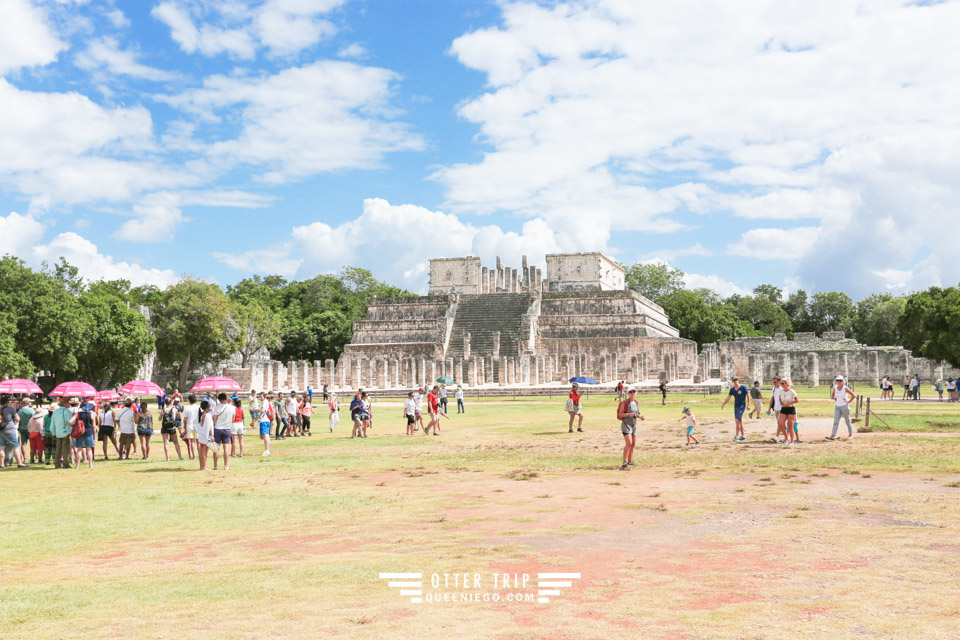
[827,375,856,441]
[617,386,644,469]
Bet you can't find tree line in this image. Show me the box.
[2,255,957,387]
[0,256,408,391]
[622,262,960,367]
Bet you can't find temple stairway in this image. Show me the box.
[446,294,532,358]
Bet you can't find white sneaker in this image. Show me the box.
[261,450,271,456]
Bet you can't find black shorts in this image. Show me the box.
[406,415,415,425]
[98,426,115,440]
[780,407,797,416]
[160,425,177,435]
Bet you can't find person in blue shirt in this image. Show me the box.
[720,376,749,442]
[307,387,313,402]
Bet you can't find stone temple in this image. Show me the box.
[328,253,697,389]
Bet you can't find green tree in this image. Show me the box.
[0,311,32,378]
[730,295,793,336]
[783,289,812,332]
[852,293,906,346]
[808,291,855,335]
[898,286,960,368]
[752,284,783,304]
[660,289,754,347]
[153,278,238,389]
[231,300,284,367]
[75,288,154,388]
[623,262,685,304]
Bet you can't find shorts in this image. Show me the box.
[99,426,115,440]
[160,425,177,435]
[231,422,246,435]
[734,406,745,421]
[119,433,136,446]
[74,434,95,448]
[567,406,582,416]
[214,428,232,445]
[686,426,695,436]
[259,421,271,436]
[29,432,45,449]
[406,415,415,425]
[19,429,29,445]
[137,427,154,436]
[780,407,797,416]
[1,430,19,448]
[181,428,196,440]
[621,423,636,436]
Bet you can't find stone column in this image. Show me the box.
[380,358,389,389]
[840,353,849,381]
[868,351,880,387]
[498,357,507,386]
[354,359,363,389]
[579,354,587,377]
[273,361,283,390]
[467,357,477,386]
[338,359,347,390]
[264,361,274,391]
[492,332,501,359]
[287,361,298,390]
[481,267,488,294]
[463,333,472,359]
[529,355,539,386]
[777,353,791,381]
[807,352,820,387]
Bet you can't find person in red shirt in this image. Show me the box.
[567,383,584,433]
[425,385,442,435]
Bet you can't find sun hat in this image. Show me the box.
[681,406,691,414]
[626,385,636,393]
[731,376,739,381]
[835,375,845,381]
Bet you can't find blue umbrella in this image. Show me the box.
[569,376,598,385]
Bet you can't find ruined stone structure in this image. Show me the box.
[707,331,960,387]
[329,253,697,389]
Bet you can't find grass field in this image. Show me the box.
[2,395,960,639]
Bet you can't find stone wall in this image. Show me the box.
[545,252,624,291]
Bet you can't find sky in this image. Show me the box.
[1,0,959,299]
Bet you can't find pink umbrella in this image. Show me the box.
[97,389,122,402]
[119,379,164,396]
[49,381,97,398]
[0,378,42,395]
[190,376,243,393]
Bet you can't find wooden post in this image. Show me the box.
[865,398,870,429]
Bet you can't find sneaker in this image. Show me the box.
[620,462,628,470]
[577,428,583,432]
[568,429,573,433]
[733,437,739,442]
[261,451,271,457]
[627,462,636,466]
[825,436,835,441]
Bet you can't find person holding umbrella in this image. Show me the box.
[566,382,584,433]
[1,396,25,468]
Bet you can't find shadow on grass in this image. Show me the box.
[532,431,571,436]
[134,467,193,473]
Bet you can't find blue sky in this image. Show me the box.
[2,0,958,298]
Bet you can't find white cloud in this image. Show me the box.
[337,43,367,59]
[683,272,747,298]
[217,198,562,292]
[726,227,821,261]
[152,0,344,59]
[165,61,423,181]
[75,37,177,81]
[0,0,65,74]
[31,232,177,287]
[442,0,960,295]
[0,212,46,253]
[641,243,713,263]
[114,189,273,242]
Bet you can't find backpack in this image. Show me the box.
[162,408,177,430]
[71,413,86,438]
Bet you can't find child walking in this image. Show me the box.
[680,406,699,447]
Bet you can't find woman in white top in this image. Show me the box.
[99,402,121,460]
[328,393,339,432]
[403,392,417,436]
[195,400,214,471]
[777,379,799,446]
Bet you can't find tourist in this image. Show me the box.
[75,398,96,468]
[826,375,856,441]
[258,392,273,457]
[230,397,245,457]
[307,386,313,403]
[195,399,214,470]
[68,398,82,467]
[768,377,784,441]
[935,379,944,401]
[747,381,764,419]
[159,398,183,461]
[43,404,55,465]
[456,384,465,414]
[181,394,200,460]
[721,377,749,442]
[1,396,25,468]
[902,374,911,400]
[911,374,921,400]
[948,379,957,402]
[680,406,699,447]
[616,380,625,402]
[285,391,299,437]
[299,395,312,436]
[439,384,448,414]
[99,401,120,459]
[350,391,364,438]
[659,380,668,406]
[403,391,417,435]
[778,379,799,446]
[116,398,139,460]
[18,398,34,462]
[567,383,584,433]
[49,397,75,469]
[425,385,442,435]
[328,392,340,432]
[136,402,154,460]
[414,387,425,432]
[27,405,47,464]
[879,375,889,400]
[618,386,643,469]
[322,384,328,402]
[211,393,234,470]
[361,391,372,437]
[273,392,287,439]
